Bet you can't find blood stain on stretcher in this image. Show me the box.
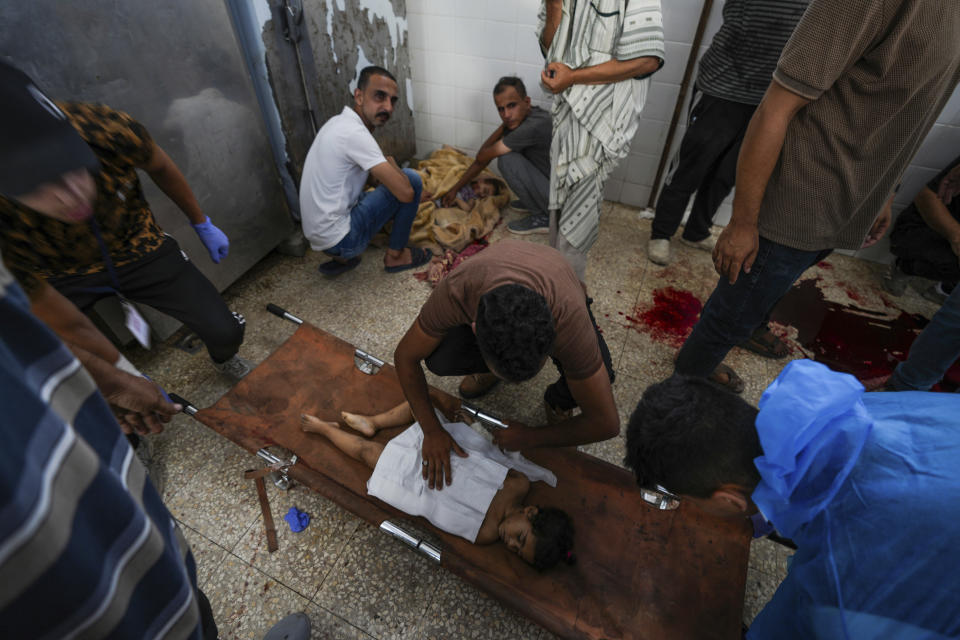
[624,287,703,348]
[769,279,959,391]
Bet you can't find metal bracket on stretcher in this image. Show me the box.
[169,392,298,491]
[267,303,384,375]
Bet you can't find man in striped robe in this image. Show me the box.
[538,0,665,278]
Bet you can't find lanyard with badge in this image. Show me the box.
[88,218,151,348]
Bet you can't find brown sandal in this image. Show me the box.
[709,364,745,394]
[740,327,790,359]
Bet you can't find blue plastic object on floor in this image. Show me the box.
[283,507,310,532]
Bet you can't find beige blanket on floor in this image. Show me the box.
[409,146,510,253]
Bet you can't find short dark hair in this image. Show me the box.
[357,66,397,91]
[474,284,555,382]
[624,376,762,498]
[532,507,574,570]
[493,76,527,99]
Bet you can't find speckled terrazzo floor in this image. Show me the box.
[126,203,941,639]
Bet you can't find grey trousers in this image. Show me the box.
[497,152,549,216]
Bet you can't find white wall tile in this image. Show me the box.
[659,42,693,85]
[407,12,426,50]
[939,86,960,126]
[643,82,681,123]
[514,0,540,26]
[455,118,483,150]
[620,183,653,208]
[487,0,518,24]
[713,202,733,227]
[410,48,428,82]
[436,16,458,53]
[413,112,433,142]
[454,0,484,20]
[413,80,430,113]
[662,0,706,44]
[516,27,545,65]
[424,0,454,17]
[455,88,488,124]
[911,124,960,171]
[416,138,439,159]
[433,115,456,144]
[483,21,517,61]
[895,165,940,206]
[604,179,624,202]
[624,153,660,187]
[630,119,669,156]
[455,18,486,57]
[430,83,455,117]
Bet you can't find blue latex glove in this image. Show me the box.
[284,506,310,532]
[191,216,229,263]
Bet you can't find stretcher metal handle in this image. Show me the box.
[380,520,441,563]
[167,393,198,416]
[460,402,508,430]
[266,303,303,325]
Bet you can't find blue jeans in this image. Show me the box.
[888,285,960,390]
[325,168,422,260]
[675,236,831,377]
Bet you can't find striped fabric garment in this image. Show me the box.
[0,263,203,639]
[696,0,811,106]
[539,0,665,252]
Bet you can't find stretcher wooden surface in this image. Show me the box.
[194,323,751,640]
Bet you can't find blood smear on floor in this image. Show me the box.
[625,288,702,349]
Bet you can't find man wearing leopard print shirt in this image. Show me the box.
[0,67,251,379]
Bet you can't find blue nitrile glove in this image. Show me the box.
[284,506,310,532]
[191,216,229,263]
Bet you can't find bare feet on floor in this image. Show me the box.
[340,411,376,437]
[300,413,338,434]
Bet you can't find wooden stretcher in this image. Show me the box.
[175,306,751,640]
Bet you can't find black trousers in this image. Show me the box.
[424,298,615,411]
[196,587,219,639]
[49,236,244,363]
[651,90,757,241]
[891,221,960,286]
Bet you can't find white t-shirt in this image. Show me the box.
[299,107,387,251]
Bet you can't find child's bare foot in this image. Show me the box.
[341,411,376,437]
[300,413,338,434]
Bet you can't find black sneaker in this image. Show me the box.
[507,212,549,235]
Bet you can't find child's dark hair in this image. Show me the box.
[479,178,502,195]
[475,284,555,382]
[531,507,575,570]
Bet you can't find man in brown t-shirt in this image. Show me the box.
[674,0,960,389]
[394,240,618,489]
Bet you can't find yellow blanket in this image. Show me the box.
[408,146,510,253]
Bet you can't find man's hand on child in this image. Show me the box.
[440,190,457,208]
[421,428,468,490]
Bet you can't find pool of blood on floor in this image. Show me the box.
[624,287,702,349]
[769,279,959,391]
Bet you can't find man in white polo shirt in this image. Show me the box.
[299,66,431,276]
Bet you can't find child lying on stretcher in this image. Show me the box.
[300,397,574,570]
[438,176,502,211]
